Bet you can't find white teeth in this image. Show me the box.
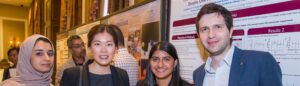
[99,55,109,59]
[156,69,165,72]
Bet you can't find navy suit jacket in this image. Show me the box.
[193,47,282,86]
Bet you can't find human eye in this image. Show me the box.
[151,57,159,62]
[93,42,100,46]
[214,24,224,30]
[163,57,171,62]
[107,43,114,47]
[35,52,44,56]
[200,27,209,33]
[73,45,80,48]
[47,51,54,57]
[216,25,222,28]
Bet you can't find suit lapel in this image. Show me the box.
[198,64,206,86]
[82,60,92,86]
[228,47,245,86]
[110,66,121,86]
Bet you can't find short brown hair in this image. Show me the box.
[7,47,19,56]
[67,35,82,48]
[195,3,233,33]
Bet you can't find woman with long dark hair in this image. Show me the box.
[60,24,129,86]
[137,41,191,86]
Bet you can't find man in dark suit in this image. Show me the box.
[193,3,282,86]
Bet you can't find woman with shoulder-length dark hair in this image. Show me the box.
[136,41,192,86]
[60,24,129,86]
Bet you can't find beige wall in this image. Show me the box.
[134,0,146,4]
[3,20,25,59]
[0,3,29,19]
[0,3,29,59]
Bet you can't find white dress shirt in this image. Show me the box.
[203,46,234,86]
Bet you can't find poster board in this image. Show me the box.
[56,21,100,70]
[107,0,161,79]
[56,0,161,80]
[169,0,300,85]
[56,33,69,69]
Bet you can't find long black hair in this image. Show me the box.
[143,41,182,86]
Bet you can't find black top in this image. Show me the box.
[136,78,192,86]
[60,60,130,86]
[89,73,113,86]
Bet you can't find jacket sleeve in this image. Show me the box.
[2,69,9,81]
[193,64,205,86]
[115,67,130,86]
[193,69,197,85]
[122,69,130,86]
[260,52,282,86]
[60,67,80,86]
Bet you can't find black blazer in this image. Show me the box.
[2,69,10,81]
[60,60,129,86]
[2,66,16,81]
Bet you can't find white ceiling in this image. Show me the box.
[0,0,32,7]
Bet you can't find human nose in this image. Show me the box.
[208,28,215,39]
[157,60,164,67]
[44,54,51,61]
[78,44,85,49]
[100,45,107,53]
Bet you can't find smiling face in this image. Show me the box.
[150,50,177,79]
[90,32,116,66]
[197,13,233,56]
[30,40,54,73]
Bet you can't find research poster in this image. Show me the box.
[170,0,206,83]
[56,36,69,69]
[108,0,161,79]
[56,21,100,70]
[170,0,300,85]
[76,21,100,59]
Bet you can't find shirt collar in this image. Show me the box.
[118,48,128,53]
[114,48,130,59]
[204,45,235,74]
[224,45,234,66]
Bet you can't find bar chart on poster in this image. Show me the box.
[169,0,300,85]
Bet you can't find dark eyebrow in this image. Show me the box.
[200,26,208,29]
[106,41,114,43]
[151,56,159,58]
[92,40,113,43]
[48,50,54,52]
[33,49,43,51]
[34,49,54,52]
[163,56,172,58]
[92,40,100,42]
[214,24,226,26]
